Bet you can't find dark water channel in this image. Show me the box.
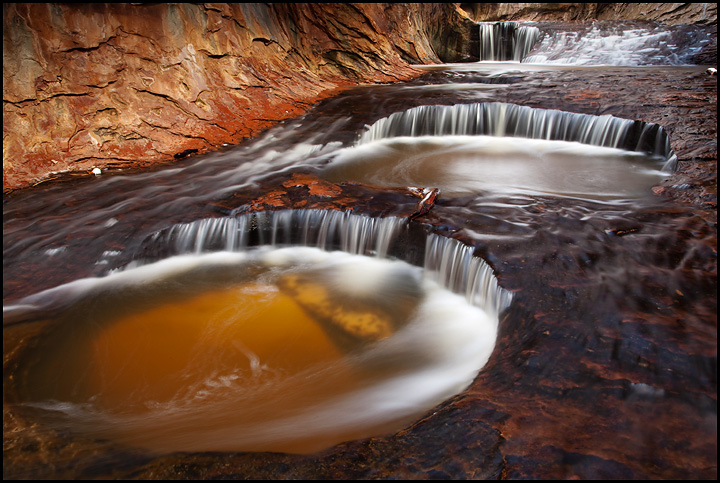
[3,22,717,479]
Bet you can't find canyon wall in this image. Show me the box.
[3,3,477,192]
[460,3,718,24]
[3,3,717,193]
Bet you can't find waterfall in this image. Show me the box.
[477,22,540,61]
[134,209,513,317]
[424,234,513,319]
[522,23,712,66]
[7,209,512,456]
[475,21,711,66]
[357,102,677,171]
[150,210,406,258]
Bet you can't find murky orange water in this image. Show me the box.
[2,22,715,477]
[8,249,496,454]
[88,283,346,410]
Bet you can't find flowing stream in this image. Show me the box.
[476,20,712,65]
[2,20,716,478]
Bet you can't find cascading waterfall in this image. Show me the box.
[2,13,714,475]
[6,209,511,454]
[523,23,712,66]
[134,209,513,318]
[477,22,541,61]
[424,233,513,319]
[356,102,677,171]
[474,21,710,66]
[141,210,406,259]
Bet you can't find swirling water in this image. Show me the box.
[3,21,715,476]
[476,21,712,66]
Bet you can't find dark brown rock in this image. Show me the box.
[213,172,434,219]
[2,3,717,481]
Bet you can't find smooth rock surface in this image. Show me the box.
[2,3,717,481]
[3,3,478,192]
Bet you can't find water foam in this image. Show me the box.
[355,103,676,170]
[523,23,711,66]
[323,135,670,202]
[477,22,541,61]
[132,210,512,318]
[7,247,499,454]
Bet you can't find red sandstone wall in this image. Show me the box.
[4,3,716,193]
[460,3,718,24]
[3,3,472,192]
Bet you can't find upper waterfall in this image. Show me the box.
[473,21,712,66]
[477,22,541,62]
[356,102,677,171]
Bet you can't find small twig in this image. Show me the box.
[31,176,60,187]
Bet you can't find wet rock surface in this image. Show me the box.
[4,61,716,479]
[151,69,717,481]
[212,171,437,219]
[3,6,717,482]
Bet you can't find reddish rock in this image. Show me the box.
[281,173,343,198]
[214,171,435,219]
[461,2,717,24]
[1,3,716,481]
[4,3,471,193]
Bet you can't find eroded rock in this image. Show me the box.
[460,2,717,25]
[3,3,459,192]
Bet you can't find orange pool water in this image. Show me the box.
[88,282,347,411]
[8,249,497,454]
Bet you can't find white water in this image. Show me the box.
[320,102,675,202]
[355,103,676,169]
[323,135,669,202]
[6,208,512,453]
[142,209,405,256]
[7,246,500,454]
[425,233,513,314]
[523,23,711,66]
[132,210,512,318]
[477,22,541,61]
[3,20,700,461]
[474,21,711,66]
[150,210,406,258]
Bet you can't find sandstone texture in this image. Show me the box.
[461,2,718,24]
[2,3,717,481]
[4,3,716,193]
[4,62,716,481]
[3,3,478,192]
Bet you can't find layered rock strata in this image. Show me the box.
[2,4,717,480]
[460,2,718,25]
[4,3,716,193]
[2,3,477,192]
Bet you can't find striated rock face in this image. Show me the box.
[595,3,717,24]
[2,3,478,192]
[2,3,717,480]
[460,2,718,25]
[4,3,716,193]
